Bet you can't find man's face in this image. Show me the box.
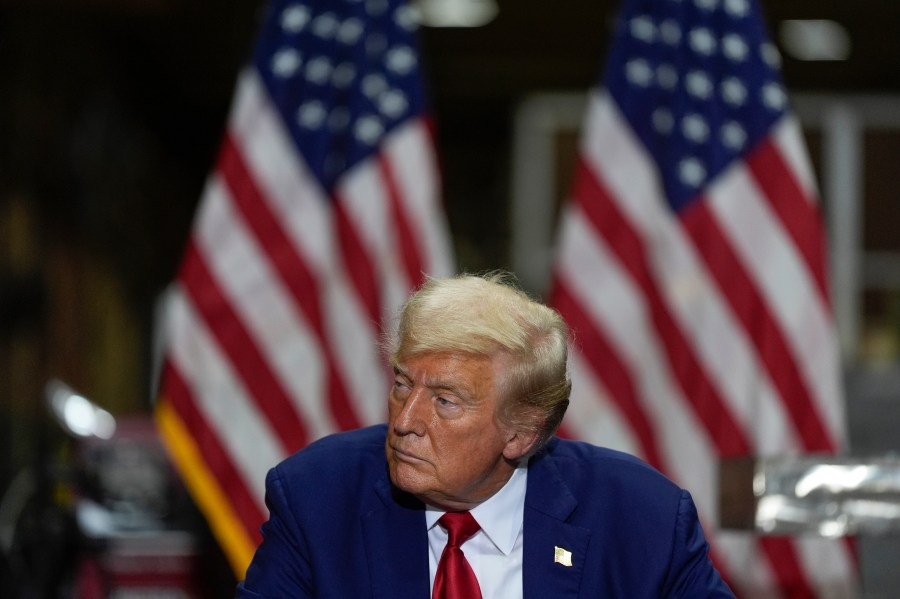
[385,351,519,511]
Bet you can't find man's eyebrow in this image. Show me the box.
[392,364,476,402]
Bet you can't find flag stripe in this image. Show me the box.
[322,269,392,426]
[383,119,452,277]
[746,137,830,307]
[773,117,819,201]
[562,352,642,455]
[551,277,664,469]
[705,159,846,450]
[193,176,337,439]
[552,202,744,592]
[578,93,784,440]
[336,156,415,324]
[576,158,750,457]
[219,134,328,344]
[796,537,859,598]
[760,537,818,599]
[716,534,783,599]
[679,200,837,452]
[156,397,258,576]
[180,241,309,451]
[554,196,719,515]
[380,153,426,288]
[230,71,333,273]
[164,285,281,504]
[159,361,265,542]
[228,71,389,427]
[334,194,384,329]
[219,134,362,432]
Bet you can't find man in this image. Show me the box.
[237,272,734,597]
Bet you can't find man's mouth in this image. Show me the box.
[391,445,427,464]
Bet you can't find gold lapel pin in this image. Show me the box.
[554,546,573,567]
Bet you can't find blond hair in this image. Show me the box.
[388,272,571,453]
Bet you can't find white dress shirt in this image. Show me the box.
[426,465,528,599]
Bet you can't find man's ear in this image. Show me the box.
[502,428,541,461]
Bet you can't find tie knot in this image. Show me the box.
[439,512,480,548]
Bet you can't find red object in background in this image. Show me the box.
[72,416,207,598]
[75,531,202,599]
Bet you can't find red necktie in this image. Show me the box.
[433,512,483,599]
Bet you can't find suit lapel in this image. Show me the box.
[361,471,430,599]
[360,440,590,599]
[522,446,590,599]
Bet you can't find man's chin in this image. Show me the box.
[388,461,429,495]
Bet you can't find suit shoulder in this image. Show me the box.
[274,424,387,478]
[539,437,681,496]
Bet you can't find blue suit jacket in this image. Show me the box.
[236,425,733,598]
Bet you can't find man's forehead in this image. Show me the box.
[394,352,497,394]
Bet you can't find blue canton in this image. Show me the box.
[254,0,426,193]
[604,0,787,212]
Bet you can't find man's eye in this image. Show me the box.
[435,396,455,407]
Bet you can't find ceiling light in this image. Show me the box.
[779,19,851,61]
[415,0,499,28]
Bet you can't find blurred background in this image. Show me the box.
[1,0,899,596]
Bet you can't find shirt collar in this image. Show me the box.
[425,464,528,556]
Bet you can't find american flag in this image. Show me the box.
[550,0,858,596]
[154,0,453,577]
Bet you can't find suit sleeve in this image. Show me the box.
[235,466,314,598]
[662,490,736,599]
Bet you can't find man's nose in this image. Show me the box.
[393,388,428,436]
